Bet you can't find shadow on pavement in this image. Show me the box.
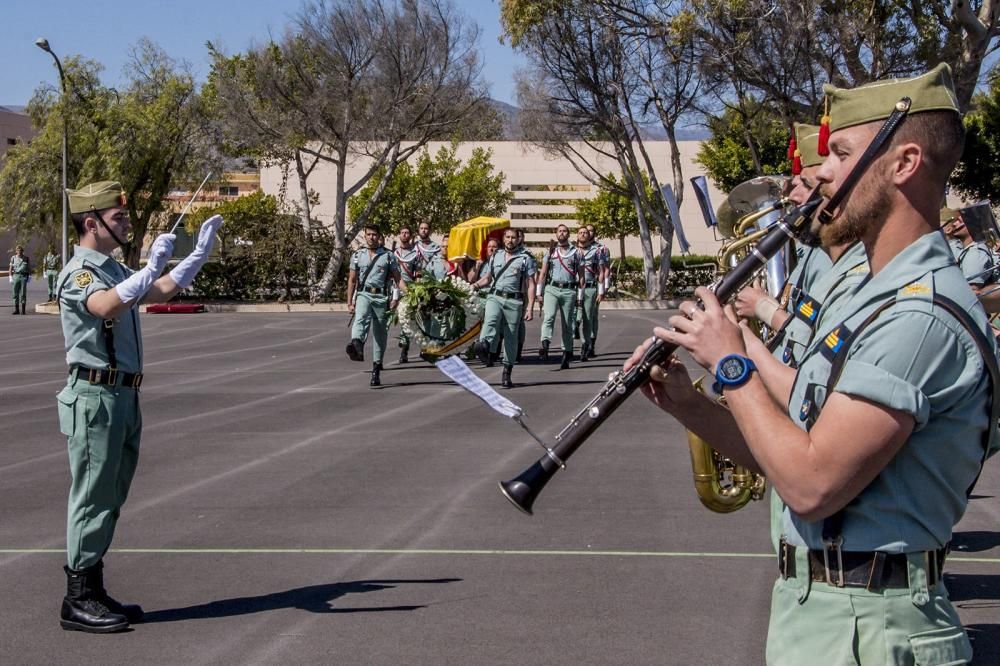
[143,578,461,623]
[947,573,1000,604]
[951,531,1000,553]
[968,624,1000,665]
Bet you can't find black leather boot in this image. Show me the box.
[346,338,364,362]
[560,351,571,369]
[580,343,591,362]
[370,362,382,387]
[12,306,19,315]
[501,364,513,388]
[91,560,143,623]
[590,338,598,357]
[60,565,129,633]
[399,344,409,364]
[475,341,492,367]
[539,339,550,361]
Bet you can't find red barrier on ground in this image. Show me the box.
[146,303,205,314]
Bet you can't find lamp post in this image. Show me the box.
[35,38,68,266]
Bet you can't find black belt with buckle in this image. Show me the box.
[778,538,945,590]
[361,286,386,295]
[584,281,598,287]
[492,289,523,301]
[72,366,144,389]
[549,280,576,289]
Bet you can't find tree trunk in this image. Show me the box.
[294,150,318,303]
[317,150,350,298]
[633,201,657,299]
[619,234,626,262]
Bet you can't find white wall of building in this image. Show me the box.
[260,140,732,259]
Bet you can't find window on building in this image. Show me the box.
[218,186,239,197]
[6,138,17,146]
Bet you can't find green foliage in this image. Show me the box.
[348,144,513,234]
[610,255,717,299]
[183,191,334,301]
[952,68,1000,202]
[696,99,790,192]
[575,173,642,250]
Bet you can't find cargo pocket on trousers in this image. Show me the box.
[908,626,972,665]
[56,389,77,437]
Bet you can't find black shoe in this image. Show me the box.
[89,561,143,623]
[475,341,492,367]
[501,365,513,388]
[11,308,19,315]
[370,362,382,387]
[539,340,550,361]
[560,351,571,370]
[580,343,591,362]
[60,565,129,633]
[399,346,409,364]
[346,338,364,362]
[590,339,598,357]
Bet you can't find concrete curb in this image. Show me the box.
[34,299,682,315]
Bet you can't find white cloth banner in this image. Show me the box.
[435,356,523,419]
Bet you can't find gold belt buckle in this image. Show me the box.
[130,373,143,389]
[87,368,102,384]
[779,538,791,579]
[823,536,845,587]
[106,368,119,385]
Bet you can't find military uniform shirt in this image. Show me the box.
[394,247,420,284]
[10,255,30,276]
[350,247,398,291]
[783,231,994,552]
[775,243,869,367]
[543,246,582,284]
[415,240,442,270]
[947,235,964,259]
[957,241,995,287]
[58,245,143,373]
[484,248,535,293]
[783,245,834,316]
[579,243,607,285]
[44,253,59,273]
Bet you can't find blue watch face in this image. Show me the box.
[719,356,747,382]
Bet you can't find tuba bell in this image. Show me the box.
[687,176,789,513]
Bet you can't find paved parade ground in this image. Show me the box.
[1,286,998,664]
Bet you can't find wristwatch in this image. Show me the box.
[712,354,757,394]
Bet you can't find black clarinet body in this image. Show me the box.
[499,194,823,515]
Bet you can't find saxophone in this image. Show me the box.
[687,177,788,513]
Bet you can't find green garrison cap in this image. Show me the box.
[794,123,823,168]
[824,63,960,133]
[940,206,960,223]
[67,180,127,214]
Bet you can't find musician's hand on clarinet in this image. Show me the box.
[733,280,767,320]
[656,287,746,373]
[624,338,695,413]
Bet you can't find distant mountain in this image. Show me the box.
[0,105,27,114]
[487,99,709,141]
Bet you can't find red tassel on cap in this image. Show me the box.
[818,98,831,156]
[787,131,797,160]
[792,149,802,175]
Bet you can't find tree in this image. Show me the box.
[0,42,214,267]
[952,66,1000,202]
[695,98,790,192]
[211,0,496,298]
[503,0,678,298]
[575,173,642,260]
[347,144,512,234]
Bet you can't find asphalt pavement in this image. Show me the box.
[1,282,998,664]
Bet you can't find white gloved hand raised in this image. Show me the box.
[170,214,223,289]
[115,233,176,303]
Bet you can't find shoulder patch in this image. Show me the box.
[74,271,94,288]
[900,281,931,297]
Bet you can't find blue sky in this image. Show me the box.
[1,0,526,107]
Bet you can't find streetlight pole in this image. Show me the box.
[35,38,68,266]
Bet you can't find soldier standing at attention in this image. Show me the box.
[473,228,536,387]
[585,223,611,354]
[346,226,401,386]
[8,244,30,314]
[394,225,421,363]
[44,245,61,302]
[57,180,222,633]
[536,224,584,369]
[577,227,607,361]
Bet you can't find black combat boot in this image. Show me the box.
[399,343,409,364]
[370,362,382,387]
[60,565,129,633]
[91,560,143,623]
[12,305,19,315]
[501,364,514,388]
[475,340,492,367]
[346,338,364,362]
[539,339,550,361]
[589,338,598,357]
[560,351,571,370]
[580,343,591,362]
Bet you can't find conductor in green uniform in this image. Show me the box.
[44,246,61,302]
[473,228,536,387]
[57,180,223,633]
[536,224,584,368]
[9,244,30,314]
[346,225,401,386]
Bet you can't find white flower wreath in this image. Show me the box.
[396,276,484,350]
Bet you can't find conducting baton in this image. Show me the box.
[169,172,213,234]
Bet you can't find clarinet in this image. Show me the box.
[499,192,823,515]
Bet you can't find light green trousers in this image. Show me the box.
[579,286,599,347]
[541,285,576,353]
[352,292,389,364]
[12,275,27,309]
[46,271,58,300]
[57,377,142,570]
[479,294,523,366]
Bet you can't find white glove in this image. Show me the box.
[116,233,175,303]
[535,284,543,297]
[170,214,223,289]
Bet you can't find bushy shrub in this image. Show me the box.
[608,255,718,299]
